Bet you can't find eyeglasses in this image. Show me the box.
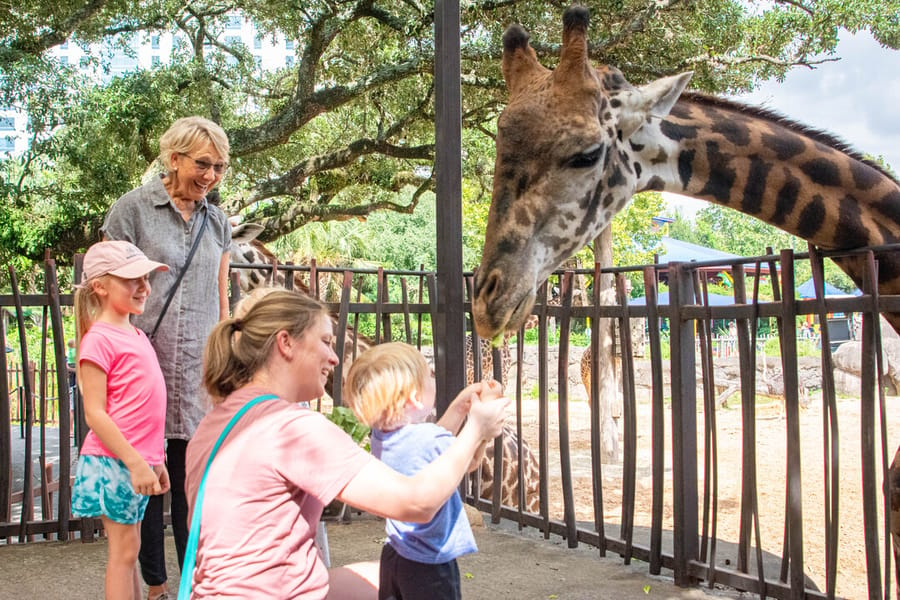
[180,153,228,175]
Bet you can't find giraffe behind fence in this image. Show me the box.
[472,5,900,595]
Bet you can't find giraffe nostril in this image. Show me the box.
[478,270,502,302]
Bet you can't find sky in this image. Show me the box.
[664,30,900,219]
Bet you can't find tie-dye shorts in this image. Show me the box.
[72,454,150,524]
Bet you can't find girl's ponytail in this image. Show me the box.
[72,283,102,390]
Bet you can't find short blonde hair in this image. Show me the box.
[344,342,429,431]
[158,116,230,172]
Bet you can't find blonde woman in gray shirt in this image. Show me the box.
[102,116,232,600]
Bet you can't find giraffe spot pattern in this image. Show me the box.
[607,164,625,188]
[834,194,867,248]
[650,148,668,165]
[850,160,883,191]
[698,141,736,204]
[801,158,841,187]
[645,176,665,190]
[875,190,900,228]
[515,206,530,227]
[712,119,751,146]
[797,195,826,239]
[660,120,699,142]
[741,155,772,215]
[761,131,805,161]
[496,236,519,256]
[772,173,801,226]
[677,149,695,190]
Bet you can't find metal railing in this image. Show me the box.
[2,247,897,600]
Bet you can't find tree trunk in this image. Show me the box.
[594,227,620,464]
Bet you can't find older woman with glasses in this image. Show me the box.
[102,116,232,600]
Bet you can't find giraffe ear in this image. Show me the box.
[617,71,693,139]
[231,222,265,244]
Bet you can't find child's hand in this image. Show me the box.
[448,382,484,417]
[130,462,162,496]
[479,378,503,402]
[469,394,510,441]
[154,464,171,495]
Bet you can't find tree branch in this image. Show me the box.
[773,0,814,17]
[686,51,841,70]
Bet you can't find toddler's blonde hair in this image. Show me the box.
[344,342,429,431]
[233,286,280,319]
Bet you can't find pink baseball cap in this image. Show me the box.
[78,240,169,287]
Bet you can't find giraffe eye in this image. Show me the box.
[566,144,603,169]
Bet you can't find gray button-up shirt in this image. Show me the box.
[102,176,232,439]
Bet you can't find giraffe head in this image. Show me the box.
[473,6,692,339]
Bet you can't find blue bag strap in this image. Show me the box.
[178,393,279,599]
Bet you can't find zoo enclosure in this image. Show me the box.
[2,243,898,600]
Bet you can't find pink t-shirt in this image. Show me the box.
[78,322,166,465]
[184,386,373,599]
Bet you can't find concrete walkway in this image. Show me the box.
[0,511,739,599]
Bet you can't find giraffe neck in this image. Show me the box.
[635,94,900,248]
[633,93,900,290]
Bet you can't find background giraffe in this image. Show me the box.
[472,5,900,594]
[229,221,540,514]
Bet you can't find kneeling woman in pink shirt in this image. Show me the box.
[183,290,509,599]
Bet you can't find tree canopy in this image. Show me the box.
[3,0,899,280]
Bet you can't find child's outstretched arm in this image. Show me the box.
[437,379,500,435]
[338,394,510,523]
[80,361,163,496]
[467,439,489,473]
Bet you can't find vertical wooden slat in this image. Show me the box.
[537,281,551,538]
[859,252,883,599]
[514,323,527,528]
[616,273,636,563]
[380,269,392,343]
[0,304,12,528]
[779,251,805,599]
[732,264,756,576]
[331,271,353,408]
[45,258,72,541]
[588,261,606,555]
[39,302,49,532]
[557,271,577,547]
[10,267,35,542]
[644,266,666,575]
[669,263,699,586]
[694,272,718,588]
[400,278,412,343]
[807,246,840,600]
[433,0,465,419]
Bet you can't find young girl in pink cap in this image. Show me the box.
[71,240,172,600]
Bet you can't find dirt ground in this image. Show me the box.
[506,348,900,600]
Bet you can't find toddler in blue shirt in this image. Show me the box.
[344,342,502,600]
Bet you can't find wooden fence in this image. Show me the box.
[2,247,898,599]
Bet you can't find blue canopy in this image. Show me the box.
[629,292,735,306]
[795,278,859,299]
